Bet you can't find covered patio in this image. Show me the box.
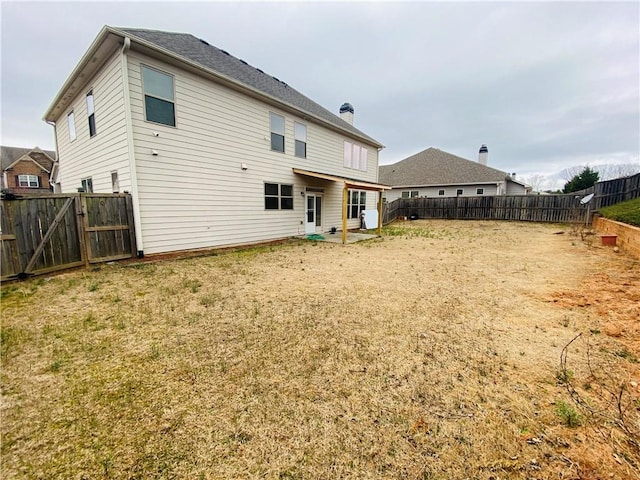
[293,168,391,244]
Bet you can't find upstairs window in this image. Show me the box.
[294,122,306,158]
[142,65,176,127]
[343,141,368,171]
[270,113,285,152]
[264,183,293,210]
[67,112,76,141]
[111,171,119,193]
[86,90,96,137]
[18,175,40,188]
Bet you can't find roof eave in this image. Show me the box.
[118,29,383,148]
[47,26,383,148]
[43,26,124,122]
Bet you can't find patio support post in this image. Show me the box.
[377,191,383,235]
[342,183,348,244]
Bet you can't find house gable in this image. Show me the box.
[380,147,529,200]
[44,26,385,254]
[1,146,56,193]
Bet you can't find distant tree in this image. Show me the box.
[595,163,640,180]
[523,174,546,192]
[562,166,600,193]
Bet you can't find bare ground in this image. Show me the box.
[1,220,638,479]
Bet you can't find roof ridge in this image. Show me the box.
[111,27,381,147]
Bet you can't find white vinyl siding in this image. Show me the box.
[55,50,131,194]
[127,51,380,253]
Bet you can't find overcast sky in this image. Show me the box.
[1,1,639,188]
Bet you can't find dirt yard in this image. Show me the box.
[1,220,638,479]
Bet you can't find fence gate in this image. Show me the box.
[1,193,136,280]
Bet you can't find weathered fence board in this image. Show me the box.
[383,173,640,225]
[1,193,136,280]
[593,173,640,210]
[384,194,591,225]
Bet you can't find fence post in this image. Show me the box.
[75,195,90,267]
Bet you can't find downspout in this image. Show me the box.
[121,37,145,257]
[45,120,60,192]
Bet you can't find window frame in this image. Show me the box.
[270,113,285,153]
[438,189,445,196]
[111,171,119,193]
[141,64,176,127]
[476,188,484,195]
[81,177,93,193]
[67,111,76,141]
[456,188,464,196]
[18,174,40,188]
[264,182,294,210]
[343,141,368,171]
[294,122,307,158]
[347,189,366,219]
[86,90,96,137]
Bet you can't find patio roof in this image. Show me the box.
[292,168,391,191]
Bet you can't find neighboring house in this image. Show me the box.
[1,146,57,194]
[44,26,387,255]
[379,146,530,202]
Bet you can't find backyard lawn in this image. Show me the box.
[1,220,638,479]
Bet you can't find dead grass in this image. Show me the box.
[1,220,639,479]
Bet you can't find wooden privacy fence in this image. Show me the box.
[383,194,591,225]
[592,172,640,210]
[1,194,136,280]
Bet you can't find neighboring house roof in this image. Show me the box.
[379,147,526,187]
[1,146,56,172]
[44,26,383,149]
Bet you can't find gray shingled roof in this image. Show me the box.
[1,146,56,172]
[116,27,382,147]
[379,147,511,187]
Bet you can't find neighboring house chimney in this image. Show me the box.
[478,144,488,165]
[340,102,354,125]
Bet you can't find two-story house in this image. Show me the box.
[1,146,57,194]
[44,26,387,255]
